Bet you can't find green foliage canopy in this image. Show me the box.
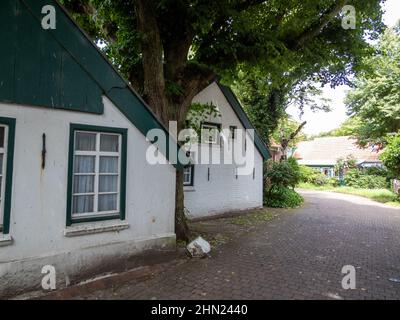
[314,117,362,138]
[61,0,384,111]
[381,133,400,177]
[345,26,400,146]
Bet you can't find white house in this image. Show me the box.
[183,82,270,219]
[0,0,184,296]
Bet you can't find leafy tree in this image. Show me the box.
[274,118,307,146]
[235,76,331,143]
[335,155,357,178]
[381,133,400,177]
[315,116,362,138]
[60,0,384,240]
[345,26,400,146]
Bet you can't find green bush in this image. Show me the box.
[328,177,340,187]
[363,166,388,177]
[299,165,332,185]
[265,158,300,189]
[312,174,329,186]
[344,169,388,189]
[264,186,304,208]
[264,158,303,208]
[299,165,316,182]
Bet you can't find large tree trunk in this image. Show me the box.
[172,114,191,242]
[134,0,169,124]
[175,170,189,242]
[133,0,214,242]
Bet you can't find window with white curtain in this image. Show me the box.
[0,125,8,233]
[71,130,122,221]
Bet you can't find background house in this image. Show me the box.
[0,0,182,296]
[183,82,270,219]
[294,136,383,177]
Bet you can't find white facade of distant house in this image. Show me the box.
[183,82,265,219]
[358,161,384,168]
[0,97,176,296]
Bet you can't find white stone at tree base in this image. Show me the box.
[186,236,211,257]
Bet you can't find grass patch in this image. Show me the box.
[208,233,230,248]
[230,210,276,226]
[298,183,400,206]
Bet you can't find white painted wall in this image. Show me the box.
[0,97,176,295]
[184,82,264,218]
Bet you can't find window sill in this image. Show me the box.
[184,186,196,192]
[64,221,130,238]
[0,234,13,247]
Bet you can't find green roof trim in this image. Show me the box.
[0,0,186,169]
[217,83,271,160]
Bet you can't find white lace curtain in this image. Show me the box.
[72,132,119,215]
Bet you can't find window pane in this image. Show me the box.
[230,126,236,139]
[75,132,96,151]
[73,175,94,194]
[0,154,3,174]
[99,175,118,192]
[98,194,117,212]
[201,125,219,144]
[183,174,190,184]
[0,127,4,148]
[72,195,94,214]
[74,155,95,173]
[100,134,119,152]
[183,166,192,185]
[99,156,118,173]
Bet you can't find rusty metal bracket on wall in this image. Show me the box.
[42,133,46,169]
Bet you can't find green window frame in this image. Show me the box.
[183,165,195,187]
[0,117,16,235]
[66,124,127,226]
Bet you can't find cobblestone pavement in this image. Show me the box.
[57,190,400,300]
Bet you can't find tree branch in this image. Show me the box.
[292,0,348,49]
[280,121,307,152]
[170,64,216,126]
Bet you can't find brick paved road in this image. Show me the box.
[75,190,400,300]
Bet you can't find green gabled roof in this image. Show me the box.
[217,83,271,160]
[0,0,186,168]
